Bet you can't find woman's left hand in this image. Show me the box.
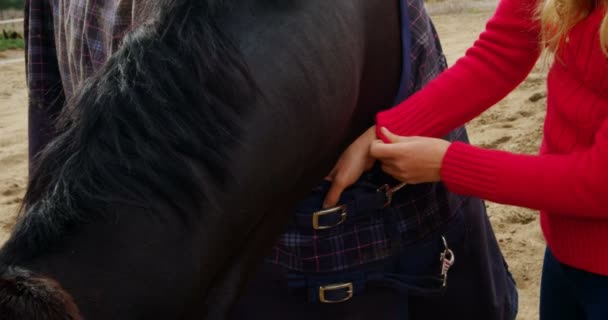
[370,127,451,184]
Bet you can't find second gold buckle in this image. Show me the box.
[319,282,354,303]
[312,205,347,230]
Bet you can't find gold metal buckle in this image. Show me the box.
[318,282,354,303]
[312,205,347,230]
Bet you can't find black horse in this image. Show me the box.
[0,0,402,319]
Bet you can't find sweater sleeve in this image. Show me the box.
[441,117,608,218]
[376,0,541,140]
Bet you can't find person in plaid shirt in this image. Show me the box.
[25,0,517,318]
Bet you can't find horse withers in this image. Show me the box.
[0,0,402,318]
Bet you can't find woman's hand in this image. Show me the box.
[370,127,450,184]
[323,126,377,208]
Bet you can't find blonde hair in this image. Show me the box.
[537,0,608,55]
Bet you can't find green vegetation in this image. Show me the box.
[0,0,24,10]
[0,38,24,51]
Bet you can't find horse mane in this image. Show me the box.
[1,0,258,263]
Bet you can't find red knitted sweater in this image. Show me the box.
[376,0,608,275]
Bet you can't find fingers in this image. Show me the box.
[381,164,417,184]
[380,127,405,143]
[380,163,397,177]
[324,166,337,181]
[380,163,401,179]
[364,157,376,170]
[370,140,400,159]
[323,176,347,208]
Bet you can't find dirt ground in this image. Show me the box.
[0,49,27,246]
[0,4,545,320]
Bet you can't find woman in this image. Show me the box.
[326,0,608,319]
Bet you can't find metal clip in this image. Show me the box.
[377,182,407,207]
[440,236,455,287]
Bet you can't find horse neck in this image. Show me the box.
[7,202,212,319]
[0,0,404,318]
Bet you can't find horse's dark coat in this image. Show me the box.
[0,0,401,318]
[0,267,82,320]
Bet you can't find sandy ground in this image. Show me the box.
[0,5,546,320]
[0,49,27,246]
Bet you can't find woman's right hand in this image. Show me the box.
[323,126,377,208]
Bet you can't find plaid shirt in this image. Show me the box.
[26,0,471,272]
